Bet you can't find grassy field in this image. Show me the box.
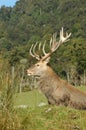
[14,89,48,109]
[13,87,86,130]
[78,86,86,91]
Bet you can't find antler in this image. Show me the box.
[30,42,41,60]
[49,27,71,53]
[29,27,71,61]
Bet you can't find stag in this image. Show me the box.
[27,27,86,110]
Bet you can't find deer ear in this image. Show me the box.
[44,57,50,64]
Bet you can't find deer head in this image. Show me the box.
[27,27,71,77]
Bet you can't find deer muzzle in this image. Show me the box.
[27,69,33,76]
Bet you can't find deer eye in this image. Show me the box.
[36,64,40,67]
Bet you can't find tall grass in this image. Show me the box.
[0,64,21,130]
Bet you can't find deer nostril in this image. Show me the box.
[27,70,33,76]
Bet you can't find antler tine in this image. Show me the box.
[51,33,56,46]
[50,33,59,52]
[53,32,57,41]
[50,37,52,48]
[50,32,57,49]
[60,27,71,43]
[39,42,42,50]
[33,42,40,60]
[65,32,71,42]
[30,44,35,58]
[42,41,47,56]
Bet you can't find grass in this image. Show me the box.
[14,86,86,130]
[16,105,86,130]
[78,86,86,91]
[14,89,48,109]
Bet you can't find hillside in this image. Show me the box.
[0,0,86,85]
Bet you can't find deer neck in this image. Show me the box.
[39,66,58,79]
[38,66,60,94]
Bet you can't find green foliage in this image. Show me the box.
[0,0,86,79]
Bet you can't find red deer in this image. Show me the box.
[27,28,86,110]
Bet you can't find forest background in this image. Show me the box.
[0,0,86,88]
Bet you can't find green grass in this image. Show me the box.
[14,86,86,130]
[14,89,48,109]
[17,106,86,130]
[78,86,86,91]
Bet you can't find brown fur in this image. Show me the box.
[40,67,86,109]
